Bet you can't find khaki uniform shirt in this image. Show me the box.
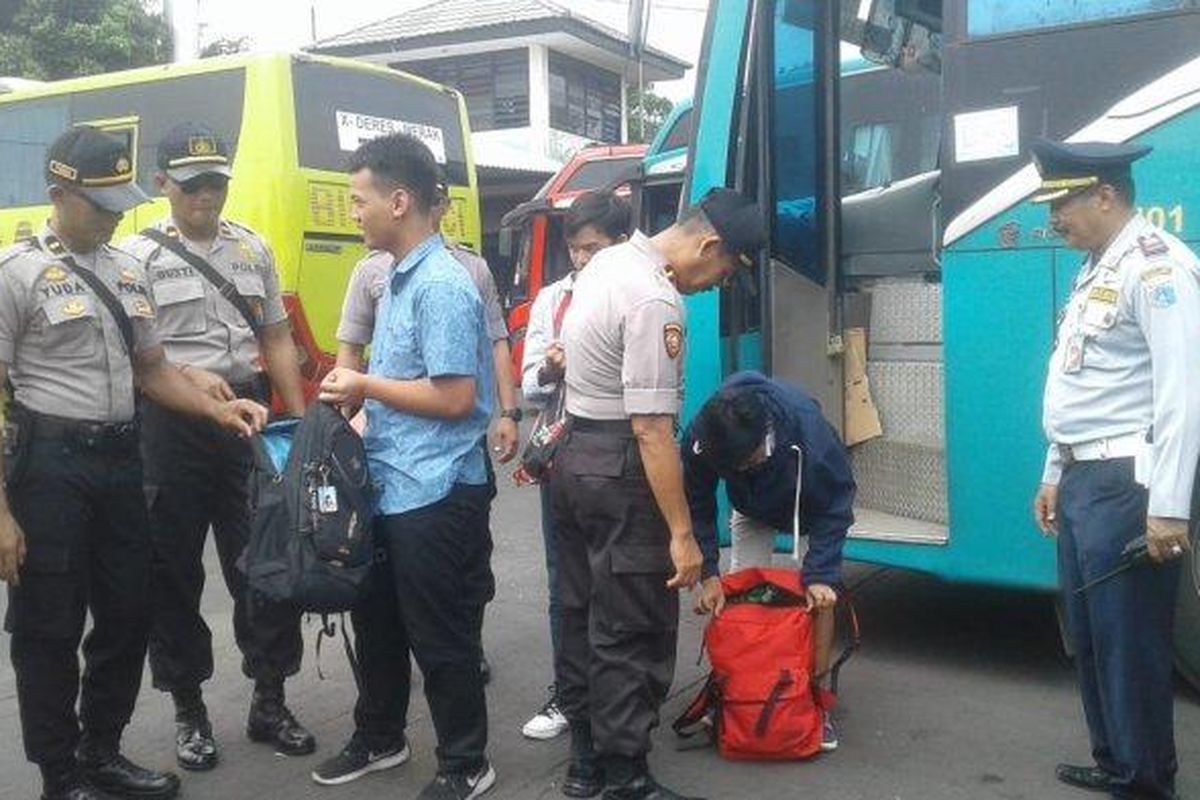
[337,242,507,346]
[0,227,160,422]
[122,218,287,385]
[562,231,685,420]
[1042,214,1200,517]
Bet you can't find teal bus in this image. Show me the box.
[682,0,1200,685]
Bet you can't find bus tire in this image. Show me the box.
[1175,542,1200,693]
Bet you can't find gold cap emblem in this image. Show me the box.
[115,156,131,175]
[62,299,86,318]
[188,136,218,157]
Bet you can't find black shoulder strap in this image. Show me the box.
[32,235,135,359]
[141,227,263,337]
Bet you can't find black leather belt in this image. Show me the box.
[17,407,138,450]
[572,417,634,435]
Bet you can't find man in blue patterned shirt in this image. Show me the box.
[314,134,497,800]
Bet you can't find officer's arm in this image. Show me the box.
[336,342,366,371]
[682,429,722,579]
[632,414,694,542]
[0,362,25,585]
[259,321,306,417]
[1133,260,1200,518]
[492,337,518,413]
[136,347,266,436]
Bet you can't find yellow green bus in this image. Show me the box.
[0,52,481,396]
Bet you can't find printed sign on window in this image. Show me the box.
[335,111,447,163]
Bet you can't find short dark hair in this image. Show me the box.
[1106,173,1136,206]
[347,134,440,212]
[693,387,769,471]
[565,189,631,240]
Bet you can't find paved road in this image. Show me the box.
[1,472,1197,799]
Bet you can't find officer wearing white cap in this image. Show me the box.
[1029,138,1200,799]
[551,187,765,800]
[0,126,267,800]
[121,122,312,772]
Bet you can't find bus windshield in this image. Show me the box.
[967,0,1192,38]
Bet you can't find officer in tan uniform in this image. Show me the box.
[121,122,311,772]
[0,127,267,800]
[551,188,765,800]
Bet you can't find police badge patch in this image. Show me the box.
[663,322,683,359]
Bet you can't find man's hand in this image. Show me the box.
[216,398,268,438]
[1033,482,1059,536]
[667,533,703,590]
[0,510,27,586]
[805,583,838,611]
[491,417,519,463]
[694,575,725,616]
[1146,516,1191,563]
[181,365,235,401]
[319,367,369,408]
[539,344,566,385]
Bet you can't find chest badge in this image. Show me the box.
[119,267,138,283]
[663,322,684,360]
[132,298,153,317]
[44,265,68,283]
[61,299,86,318]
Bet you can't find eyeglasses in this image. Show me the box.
[176,174,230,194]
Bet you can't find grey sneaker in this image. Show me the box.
[310,734,410,786]
[416,761,496,799]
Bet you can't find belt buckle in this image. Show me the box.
[1061,444,1076,466]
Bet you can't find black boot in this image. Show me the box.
[601,756,704,800]
[40,760,120,800]
[246,684,316,756]
[77,743,181,800]
[173,690,218,771]
[562,720,604,798]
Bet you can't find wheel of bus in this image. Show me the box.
[1173,532,1200,693]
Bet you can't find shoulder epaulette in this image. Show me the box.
[0,238,39,268]
[1138,233,1170,258]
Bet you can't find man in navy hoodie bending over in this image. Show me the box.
[682,371,855,751]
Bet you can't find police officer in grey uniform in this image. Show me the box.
[1029,139,1200,800]
[552,188,765,800]
[0,127,267,800]
[121,123,312,771]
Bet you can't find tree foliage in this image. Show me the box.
[200,36,251,59]
[0,0,172,81]
[626,83,675,144]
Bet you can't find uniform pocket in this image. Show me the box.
[34,296,98,358]
[152,278,208,336]
[600,543,678,633]
[3,537,79,638]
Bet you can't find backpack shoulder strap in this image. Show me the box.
[141,227,263,337]
[31,235,135,359]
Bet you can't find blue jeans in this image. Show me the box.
[540,482,562,663]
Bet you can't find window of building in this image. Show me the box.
[403,49,530,132]
[548,51,622,143]
[967,0,1194,38]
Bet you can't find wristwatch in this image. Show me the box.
[500,407,523,423]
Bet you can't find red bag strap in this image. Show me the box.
[552,287,573,337]
[671,675,720,742]
[812,592,861,704]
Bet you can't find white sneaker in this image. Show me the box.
[520,688,569,740]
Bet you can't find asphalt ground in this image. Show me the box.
[1,470,1198,800]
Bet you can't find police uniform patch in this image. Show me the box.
[1087,286,1119,305]
[119,267,138,283]
[1140,265,1174,285]
[239,241,256,262]
[1138,233,1169,257]
[1149,282,1177,308]
[115,156,131,176]
[132,298,154,317]
[43,265,68,283]
[188,135,218,157]
[61,299,86,318]
[663,322,683,360]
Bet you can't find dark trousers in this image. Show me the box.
[539,482,563,661]
[141,399,302,695]
[550,425,679,758]
[5,430,151,766]
[1058,458,1180,800]
[352,483,494,774]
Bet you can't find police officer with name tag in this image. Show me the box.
[121,122,312,772]
[552,188,765,800]
[0,127,267,800]
[1029,139,1200,800]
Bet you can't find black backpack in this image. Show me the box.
[241,402,376,613]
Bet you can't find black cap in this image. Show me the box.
[157,122,233,182]
[697,187,767,267]
[1029,138,1151,203]
[46,126,150,214]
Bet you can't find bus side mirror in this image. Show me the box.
[498,227,515,260]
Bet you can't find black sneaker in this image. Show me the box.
[417,761,496,799]
[310,734,410,786]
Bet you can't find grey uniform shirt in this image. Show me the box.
[121,218,287,385]
[1042,214,1200,518]
[337,242,507,346]
[562,231,685,420]
[0,227,160,422]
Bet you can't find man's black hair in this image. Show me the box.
[1107,173,1136,206]
[347,134,439,213]
[693,387,769,472]
[565,189,632,240]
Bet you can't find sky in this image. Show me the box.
[164,0,708,101]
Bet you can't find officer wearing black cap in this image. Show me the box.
[0,127,268,800]
[551,187,765,800]
[1028,138,1200,799]
[121,122,312,771]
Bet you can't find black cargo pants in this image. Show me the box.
[550,419,679,758]
[141,391,302,695]
[4,409,151,767]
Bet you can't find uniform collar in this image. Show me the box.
[39,224,98,260]
[389,233,445,285]
[628,230,670,276]
[164,216,232,252]
[1093,214,1146,273]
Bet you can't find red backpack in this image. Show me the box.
[673,568,858,761]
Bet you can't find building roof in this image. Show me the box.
[309,0,689,81]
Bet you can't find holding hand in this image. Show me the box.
[320,367,369,408]
[1146,516,1191,563]
[694,575,725,616]
[667,533,703,590]
[805,582,838,611]
[181,365,235,401]
[0,511,27,586]
[491,417,519,463]
[1033,482,1059,536]
[217,398,268,438]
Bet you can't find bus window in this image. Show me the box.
[770,0,822,283]
[559,157,641,193]
[659,106,693,153]
[292,61,470,188]
[0,97,69,208]
[845,122,896,192]
[967,0,1193,38]
[543,215,573,285]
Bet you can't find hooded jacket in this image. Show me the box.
[682,371,855,585]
